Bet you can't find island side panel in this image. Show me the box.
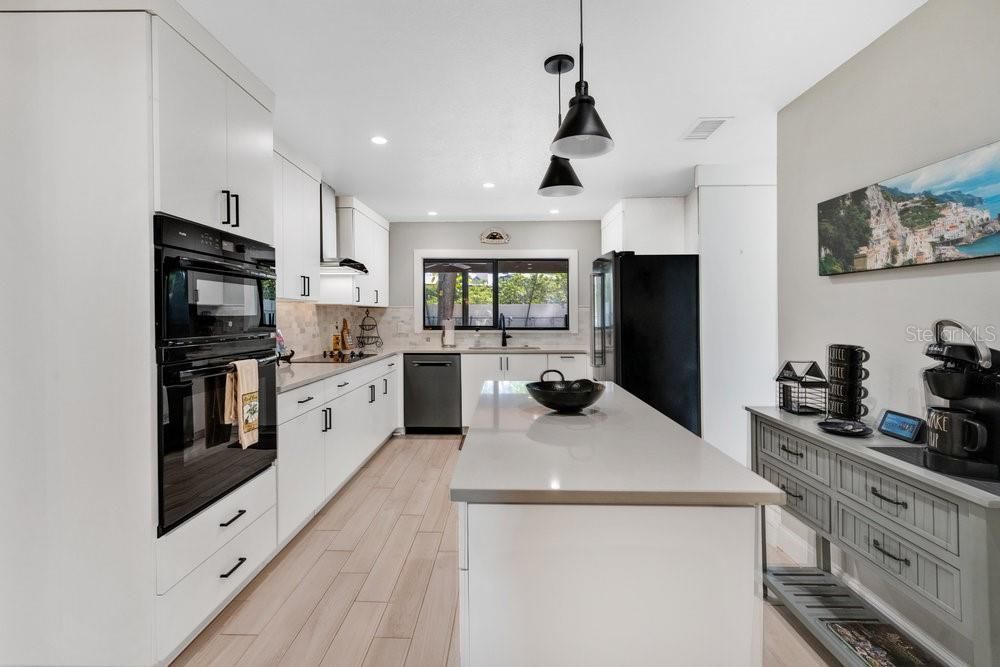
[461,503,760,667]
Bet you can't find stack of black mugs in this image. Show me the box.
[827,344,870,421]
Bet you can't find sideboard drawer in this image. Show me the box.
[838,503,961,620]
[761,461,832,534]
[757,421,832,486]
[836,456,959,555]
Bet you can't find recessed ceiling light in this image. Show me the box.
[549,209,559,214]
[482,182,495,189]
[427,211,438,216]
[370,136,388,145]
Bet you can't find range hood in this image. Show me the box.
[320,183,369,274]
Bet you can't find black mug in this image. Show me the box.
[828,363,870,382]
[926,408,987,458]
[828,344,870,365]
[828,382,869,400]
[828,397,869,420]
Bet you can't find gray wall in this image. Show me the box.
[778,0,1000,418]
[777,0,1000,659]
[388,220,601,307]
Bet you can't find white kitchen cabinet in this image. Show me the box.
[546,353,590,380]
[460,354,549,425]
[334,197,390,306]
[277,407,326,544]
[225,79,273,244]
[600,197,687,255]
[152,19,273,243]
[326,383,371,497]
[152,17,228,229]
[275,154,321,300]
[504,354,549,382]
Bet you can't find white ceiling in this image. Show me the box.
[178,0,924,222]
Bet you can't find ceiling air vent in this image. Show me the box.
[683,117,731,141]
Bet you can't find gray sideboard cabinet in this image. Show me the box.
[748,407,1000,667]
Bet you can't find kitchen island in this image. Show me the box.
[450,381,784,667]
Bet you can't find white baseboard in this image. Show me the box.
[764,507,966,667]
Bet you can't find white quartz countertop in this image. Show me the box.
[450,381,785,506]
[276,347,588,393]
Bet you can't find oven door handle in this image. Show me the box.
[175,354,279,380]
[173,256,276,281]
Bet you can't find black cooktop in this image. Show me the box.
[873,446,1000,497]
[295,351,377,364]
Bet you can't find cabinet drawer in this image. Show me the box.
[546,354,590,380]
[838,503,961,620]
[761,461,832,534]
[757,421,831,486]
[278,380,328,424]
[157,507,277,660]
[836,455,959,555]
[157,466,276,594]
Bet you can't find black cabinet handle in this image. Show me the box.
[369,385,375,403]
[383,378,388,394]
[337,381,349,388]
[297,396,314,404]
[219,509,246,527]
[231,192,240,228]
[872,539,910,567]
[321,407,331,432]
[300,275,307,297]
[355,286,361,303]
[375,289,379,304]
[779,485,803,501]
[219,557,247,579]
[304,275,310,297]
[388,362,395,367]
[871,487,908,509]
[560,355,575,360]
[779,445,804,458]
[222,189,231,225]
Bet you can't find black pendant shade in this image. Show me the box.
[538,155,583,197]
[551,80,613,159]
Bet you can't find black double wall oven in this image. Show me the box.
[155,214,278,536]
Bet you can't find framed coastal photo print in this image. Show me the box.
[817,140,1000,275]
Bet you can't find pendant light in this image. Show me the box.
[538,54,584,197]
[550,0,613,159]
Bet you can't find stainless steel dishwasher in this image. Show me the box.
[403,354,463,434]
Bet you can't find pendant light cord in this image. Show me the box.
[557,69,562,127]
[578,0,584,84]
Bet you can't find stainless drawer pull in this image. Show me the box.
[779,484,803,501]
[871,487,908,509]
[219,509,246,527]
[871,539,910,567]
[219,557,247,579]
[297,396,315,404]
[780,445,804,458]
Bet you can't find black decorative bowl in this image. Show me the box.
[526,370,605,413]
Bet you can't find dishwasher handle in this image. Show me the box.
[410,361,453,367]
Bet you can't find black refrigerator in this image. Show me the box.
[591,251,701,434]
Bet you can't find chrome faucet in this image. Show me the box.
[500,314,513,347]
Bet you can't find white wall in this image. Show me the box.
[0,12,156,665]
[778,0,1000,419]
[389,219,600,307]
[776,0,1000,661]
[697,184,778,464]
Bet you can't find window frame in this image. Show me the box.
[414,249,579,334]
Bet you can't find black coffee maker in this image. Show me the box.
[923,319,1000,479]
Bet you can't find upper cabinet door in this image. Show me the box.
[371,223,389,306]
[153,19,228,227]
[226,80,273,244]
[280,158,306,300]
[299,172,321,299]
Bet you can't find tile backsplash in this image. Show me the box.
[277,302,592,356]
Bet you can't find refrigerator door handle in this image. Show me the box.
[591,272,606,368]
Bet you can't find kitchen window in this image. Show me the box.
[423,258,570,330]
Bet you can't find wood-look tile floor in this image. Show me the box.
[173,435,836,667]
